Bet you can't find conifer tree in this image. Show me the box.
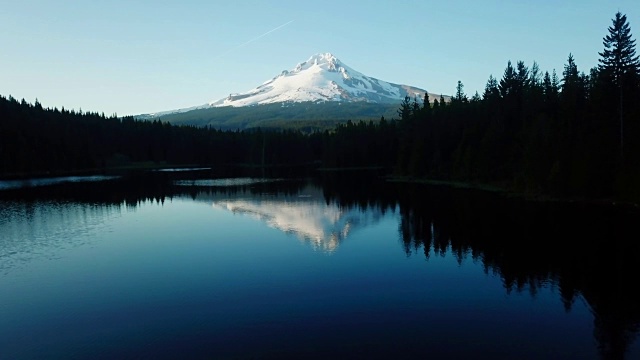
[530,62,542,88]
[562,54,580,91]
[598,12,640,160]
[499,61,516,98]
[422,92,430,110]
[412,96,421,115]
[543,71,552,94]
[551,69,560,91]
[515,61,530,91]
[483,75,499,100]
[397,96,412,121]
[454,80,467,103]
[598,12,640,86]
[422,92,432,119]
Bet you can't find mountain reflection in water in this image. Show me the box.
[211,185,387,252]
[0,172,638,359]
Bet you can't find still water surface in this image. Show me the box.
[0,173,638,359]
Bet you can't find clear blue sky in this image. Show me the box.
[1,0,639,116]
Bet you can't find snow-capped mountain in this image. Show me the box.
[210,53,435,107]
[142,53,440,118]
[209,185,387,253]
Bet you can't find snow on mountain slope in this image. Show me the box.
[141,53,443,117]
[209,53,438,107]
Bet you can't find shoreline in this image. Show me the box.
[385,176,640,209]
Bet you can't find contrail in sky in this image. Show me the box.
[214,20,295,60]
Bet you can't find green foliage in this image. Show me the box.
[140,101,400,131]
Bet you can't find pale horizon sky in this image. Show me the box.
[1,0,639,116]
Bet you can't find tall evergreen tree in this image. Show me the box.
[397,96,412,121]
[422,92,430,110]
[412,96,421,116]
[515,61,530,91]
[453,80,468,103]
[530,62,542,88]
[562,53,580,91]
[543,71,552,95]
[598,12,640,160]
[422,92,432,119]
[483,75,499,101]
[551,69,561,92]
[598,12,640,86]
[499,61,517,98]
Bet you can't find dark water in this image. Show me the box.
[1,171,639,359]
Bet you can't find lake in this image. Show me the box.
[1,171,639,359]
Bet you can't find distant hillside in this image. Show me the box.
[139,101,402,131]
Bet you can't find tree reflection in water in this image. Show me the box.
[1,171,638,359]
[320,174,640,360]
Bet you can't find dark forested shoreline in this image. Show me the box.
[2,12,639,201]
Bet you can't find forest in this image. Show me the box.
[1,12,639,201]
[138,101,402,131]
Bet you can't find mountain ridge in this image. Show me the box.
[208,52,440,108]
[137,53,449,130]
[142,53,445,118]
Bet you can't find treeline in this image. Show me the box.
[393,182,640,360]
[327,11,640,200]
[0,95,395,176]
[1,12,639,201]
[0,96,322,176]
[393,54,639,198]
[146,101,400,131]
[316,173,640,359]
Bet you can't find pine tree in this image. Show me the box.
[562,53,579,92]
[412,96,421,115]
[483,75,499,100]
[432,98,440,110]
[499,61,517,98]
[422,92,430,110]
[515,61,530,90]
[454,80,468,103]
[560,54,583,140]
[551,69,560,91]
[422,92,432,118]
[598,12,640,160]
[543,71,552,94]
[530,62,542,88]
[598,12,640,87]
[397,96,412,121]
[528,62,544,117]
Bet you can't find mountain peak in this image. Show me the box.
[294,52,342,73]
[205,53,440,107]
[309,52,339,65]
[309,52,338,62]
